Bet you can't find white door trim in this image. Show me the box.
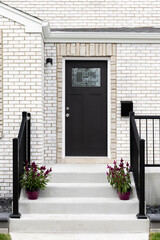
[62,57,111,160]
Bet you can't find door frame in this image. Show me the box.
[62,57,111,159]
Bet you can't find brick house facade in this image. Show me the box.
[0,1,160,197]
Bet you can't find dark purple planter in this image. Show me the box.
[118,191,130,200]
[26,190,39,200]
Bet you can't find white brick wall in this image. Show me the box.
[0,16,44,197]
[2,0,160,28]
[44,44,57,164]
[117,43,160,163]
[0,31,2,138]
[1,0,160,194]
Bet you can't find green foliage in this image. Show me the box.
[0,234,11,240]
[20,161,52,191]
[150,233,160,240]
[106,159,131,194]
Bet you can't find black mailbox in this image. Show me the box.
[121,101,133,117]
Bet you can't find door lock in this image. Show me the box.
[66,113,70,118]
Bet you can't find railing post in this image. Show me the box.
[10,138,21,218]
[137,139,147,219]
[129,111,135,171]
[27,113,31,165]
[22,111,27,163]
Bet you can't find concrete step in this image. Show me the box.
[19,197,138,214]
[10,232,149,240]
[22,183,136,199]
[9,214,149,233]
[39,183,118,198]
[49,164,108,183]
[52,173,107,183]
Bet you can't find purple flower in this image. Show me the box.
[113,160,116,165]
[126,162,129,167]
[31,162,37,168]
[25,166,29,171]
[37,173,40,177]
[31,162,37,172]
[44,169,49,176]
[40,166,46,171]
[119,163,123,168]
[25,160,29,166]
[106,172,109,176]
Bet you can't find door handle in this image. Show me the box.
[66,113,70,118]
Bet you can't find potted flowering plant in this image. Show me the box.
[106,159,131,200]
[20,161,52,200]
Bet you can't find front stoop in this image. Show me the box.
[9,164,149,236]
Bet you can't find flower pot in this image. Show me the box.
[117,191,130,200]
[26,190,39,200]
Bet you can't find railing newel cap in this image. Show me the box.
[27,112,31,120]
[22,112,27,118]
[129,111,135,117]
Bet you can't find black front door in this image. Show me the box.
[65,60,107,156]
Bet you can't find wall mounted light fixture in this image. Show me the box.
[46,58,53,66]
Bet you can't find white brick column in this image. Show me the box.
[0,16,44,197]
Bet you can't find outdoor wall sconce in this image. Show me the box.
[121,101,133,117]
[46,58,53,66]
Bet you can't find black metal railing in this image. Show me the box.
[134,115,160,167]
[130,112,147,219]
[130,111,160,219]
[10,112,31,218]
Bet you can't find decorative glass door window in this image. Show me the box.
[72,68,101,87]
